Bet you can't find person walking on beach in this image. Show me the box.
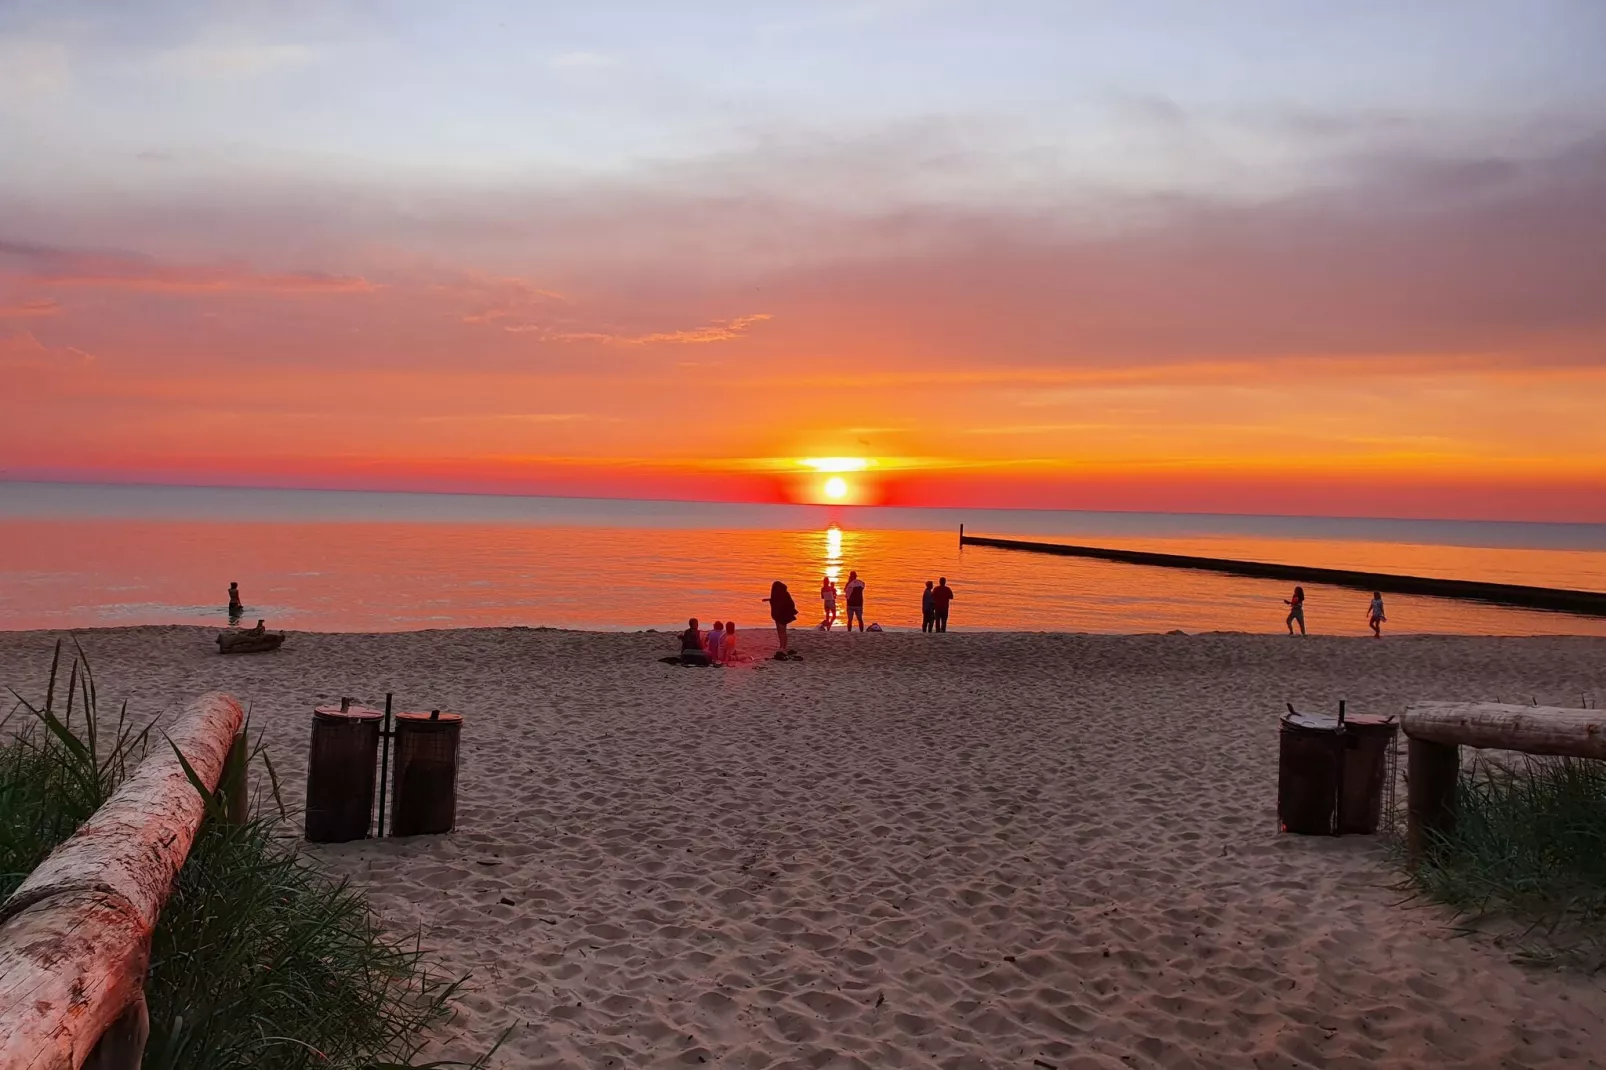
[820,575,838,630]
[932,577,955,632]
[844,570,866,632]
[1285,586,1306,636]
[921,580,936,632]
[764,581,799,657]
[1367,591,1386,638]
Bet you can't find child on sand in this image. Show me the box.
[706,620,726,663]
[723,621,738,661]
[1284,586,1306,636]
[820,576,838,630]
[1368,592,1386,637]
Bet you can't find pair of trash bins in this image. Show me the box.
[305,699,462,843]
[1278,704,1398,835]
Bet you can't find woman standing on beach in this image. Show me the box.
[820,575,838,630]
[1285,586,1306,636]
[1367,591,1386,637]
[765,581,799,657]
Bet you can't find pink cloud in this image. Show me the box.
[0,297,61,318]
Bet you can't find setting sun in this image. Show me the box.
[823,477,848,499]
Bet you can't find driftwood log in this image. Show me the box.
[1400,701,1606,866]
[0,692,244,1070]
[216,624,285,655]
[1399,701,1606,760]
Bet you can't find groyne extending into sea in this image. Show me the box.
[958,530,1606,618]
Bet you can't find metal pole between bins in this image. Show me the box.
[376,692,393,838]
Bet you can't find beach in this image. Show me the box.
[3,626,1604,1069]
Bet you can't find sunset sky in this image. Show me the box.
[3,1,1605,521]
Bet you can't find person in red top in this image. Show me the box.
[931,577,955,632]
[1284,586,1306,636]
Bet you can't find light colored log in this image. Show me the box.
[0,692,243,1070]
[1400,701,1606,760]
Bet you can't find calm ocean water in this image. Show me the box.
[2,481,1605,636]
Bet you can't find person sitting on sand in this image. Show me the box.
[1284,586,1306,636]
[820,576,838,630]
[764,581,799,657]
[706,620,726,664]
[1367,591,1386,638]
[723,621,739,661]
[679,617,711,665]
[921,580,935,633]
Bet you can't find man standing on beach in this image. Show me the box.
[932,577,955,632]
[921,580,936,632]
[844,570,866,632]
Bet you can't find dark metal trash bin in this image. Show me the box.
[306,701,383,843]
[1278,711,1397,835]
[1279,712,1343,835]
[1338,715,1398,834]
[390,710,462,837]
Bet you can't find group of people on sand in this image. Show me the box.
[1283,585,1388,637]
[676,618,743,666]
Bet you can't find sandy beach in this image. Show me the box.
[3,625,1604,1069]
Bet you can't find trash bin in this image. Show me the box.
[1279,712,1343,835]
[306,700,383,842]
[390,710,462,837]
[1279,710,1397,836]
[1338,715,1398,834]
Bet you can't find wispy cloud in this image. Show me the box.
[0,330,93,369]
[153,43,318,79]
[0,298,62,319]
[0,240,377,294]
[556,313,772,346]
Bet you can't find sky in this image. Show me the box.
[3,0,1605,522]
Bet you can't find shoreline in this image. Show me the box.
[3,628,1604,1067]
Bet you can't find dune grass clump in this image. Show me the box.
[4,643,484,1069]
[1409,754,1606,972]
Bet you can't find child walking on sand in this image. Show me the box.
[1284,586,1306,636]
[1367,591,1386,637]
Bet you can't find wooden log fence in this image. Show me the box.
[1400,701,1606,866]
[0,692,245,1070]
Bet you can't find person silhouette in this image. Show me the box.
[227,581,243,625]
[921,580,936,633]
[843,570,866,632]
[1285,586,1306,636]
[932,577,955,632]
[764,581,799,657]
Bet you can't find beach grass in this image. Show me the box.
[3,644,487,1069]
[1409,754,1606,972]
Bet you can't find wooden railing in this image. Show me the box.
[1401,701,1606,864]
[0,692,244,1070]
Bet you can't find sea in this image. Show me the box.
[2,481,1605,637]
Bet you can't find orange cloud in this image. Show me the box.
[555,313,772,345]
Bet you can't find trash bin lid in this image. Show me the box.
[395,710,462,724]
[313,704,384,720]
[1282,712,1341,733]
[1341,714,1398,735]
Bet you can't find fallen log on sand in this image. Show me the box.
[217,620,286,655]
